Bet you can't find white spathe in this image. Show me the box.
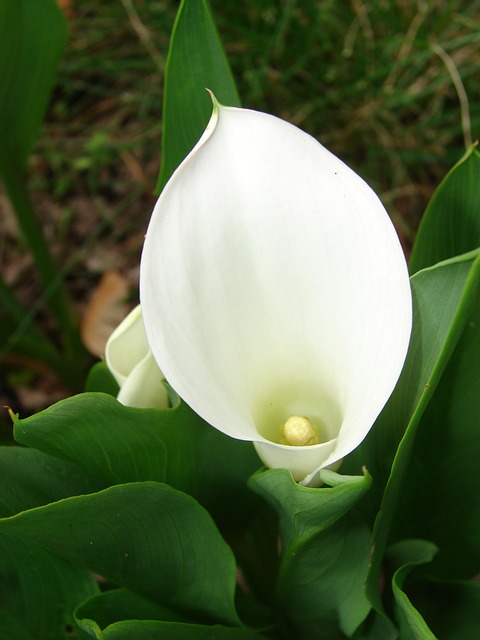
[140,99,412,486]
[105,305,168,409]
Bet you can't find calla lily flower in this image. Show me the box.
[105,305,168,409]
[140,99,412,485]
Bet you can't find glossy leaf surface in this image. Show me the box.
[387,540,438,640]
[0,482,239,625]
[250,469,372,638]
[85,362,120,396]
[363,251,480,607]
[76,588,190,631]
[393,281,480,577]
[341,248,480,619]
[0,446,107,517]
[13,393,261,528]
[83,621,266,640]
[410,145,480,273]
[0,535,98,640]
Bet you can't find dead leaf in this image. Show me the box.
[56,0,74,18]
[81,270,131,357]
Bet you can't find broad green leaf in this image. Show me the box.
[360,251,480,610]
[85,362,120,396]
[410,145,480,274]
[0,482,239,626]
[386,540,438,640]
[13,393,261,528]
[76,588,190,633]
[0,0,67,172]
[156,0,240,192]
[0,535,98,640]
[250,468,371,549]
[76,589,269,640]
[0,446,107,517]
[393,283,480,577]
[277,513,371,640]
[83,620,267,640]
[250,468,372,638]
[344,250,480,508]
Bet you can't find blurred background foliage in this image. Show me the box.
[1,0,479,425]
[36,0,479,238]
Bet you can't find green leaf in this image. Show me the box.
[76,589,269,639]
[13,393,261,529]
[0,446,107,517]
[156,0,240,192]
[85,362,120,396]
[251,468,372,549]
[76,588,190,636]
[0,482,240,625]
[0,0,87,383]
[386,541,480,639]
[343,251,480,610]
[393,280,480,577]
[0,535,98,640]
[409,144,480,274]
[387,540,438,640]
[0,0,67,172]
[250,468,372,638]
[345,250,480,498]
[82,620,267,640]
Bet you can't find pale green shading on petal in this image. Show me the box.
[106,305,168,409]
[141,102,412,484]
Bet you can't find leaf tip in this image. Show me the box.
[5,406,19,424]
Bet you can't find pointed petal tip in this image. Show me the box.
[205,88,219,109]
[141,101,412,484]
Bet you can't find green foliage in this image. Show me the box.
[0,483,240,626]
[344,250,480,508]
[0,446,108,516]
[12,393,261,529]
[85,362,120,396]
[0,0,67,171]
[387,540,438,640]
[386,540,480,639]
[392,292,480,574]
[410,145,480,273]
[343,140,480,632]
[0,0,88,388]
[156,0,241,192]
[2,0,480,638]
[250,469,372,638]
[75,588,191,631]
[32,0,479,234]
[0,536,98,640]
[79,620,267,640]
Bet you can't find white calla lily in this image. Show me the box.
[140,99,412,485]
[105,305,168,409]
